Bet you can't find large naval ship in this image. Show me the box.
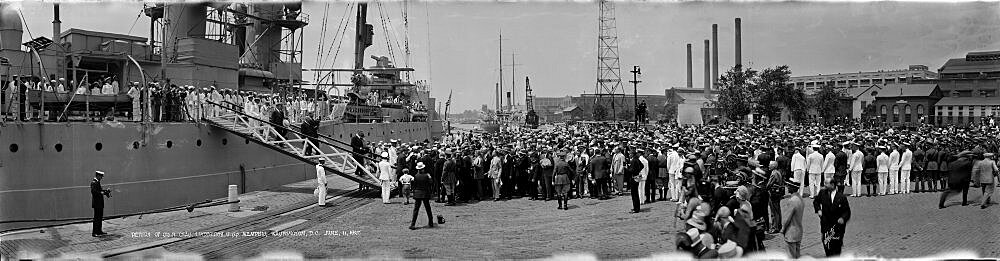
[0,2,441,231]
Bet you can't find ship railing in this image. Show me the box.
[217,100,374,161]
[213,110,372,182]
[218,100,366,158]
[203,101,379,185]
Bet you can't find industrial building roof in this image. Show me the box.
[938,55,1000,74]
[875,83,940,98]
[934,97,1000,106]
[843,84,881,99]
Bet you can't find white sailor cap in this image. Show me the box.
[95,170,105,176]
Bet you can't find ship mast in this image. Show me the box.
[354,3,372,75]
[403,0,410,82]
[497,28,503,112]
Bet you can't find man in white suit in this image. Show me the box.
[791,147,807,198]
[637,148,649,203]
[876,145,890,196]
[806,143,825,198]
[823,145,837,192]
[888,143,902,195]
[899,143,914,194]
[378,152,395,204]
[848,142,865,197]
[316,158,328,206]
[667,144,684,201]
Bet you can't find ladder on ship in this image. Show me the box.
[200,101,381,189]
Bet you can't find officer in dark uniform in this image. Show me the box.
[91,170,111,237]
[627,148,644,213]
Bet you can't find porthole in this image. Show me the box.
[222,138,228,145]
[166,140,173,148]
[8,144,16,152]
[132,141,140,149]
[95,143,103,151]
[55,143,63,152]
[245,139,250,144]
[197,139,202,147]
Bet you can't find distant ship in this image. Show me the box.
[0,2,441,231]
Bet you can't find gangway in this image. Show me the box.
[201,101,381,189]
[215,100,378,162]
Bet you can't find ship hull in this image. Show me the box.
[0,120,441,231]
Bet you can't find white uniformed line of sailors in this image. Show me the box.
[168,86,340,127]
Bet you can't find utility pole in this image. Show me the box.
[629,65,641,125]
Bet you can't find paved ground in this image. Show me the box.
[4,182,997,259]
[259,189,1000,259]
[0,172,359,260]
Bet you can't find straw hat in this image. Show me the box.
[717,240,743,258]
[686,212,707,230]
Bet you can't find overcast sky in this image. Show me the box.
[13,1,1000,111]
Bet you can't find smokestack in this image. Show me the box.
[686,44,693,88]
[507,92,512,110]
[735,18,742,68]
[712,24,718,90]
[704,39,710,97]
[53,4,61,42]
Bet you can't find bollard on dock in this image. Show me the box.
[228,185,239,212]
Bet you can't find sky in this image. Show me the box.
[11,0,1000,112]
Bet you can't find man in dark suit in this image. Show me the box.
[269,104,286,137]
[434,151,448,202]
[939,150,975,208]
[441,150,458,206]
[459,151,475,202]
[300,113,320,156]
[776,147,792,178]
[91,171,111,237]
[517,152,532,198]
[351,131,367,190]
[409,162,434,230]
[834,143,850,183]
[627,149,644,213]
[813,175,851,257]
[645,150,660,203]
[590,149,611,200]
[351,131,366,162]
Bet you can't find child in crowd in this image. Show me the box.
[399,169,414,205]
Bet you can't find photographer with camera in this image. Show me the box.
[91,170,112,237]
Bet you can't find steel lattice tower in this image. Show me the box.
[595,0,625,121]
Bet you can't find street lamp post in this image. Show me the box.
[629,65,641,125]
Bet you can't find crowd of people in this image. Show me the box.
[360,121,999,258]
[1,75,353,124]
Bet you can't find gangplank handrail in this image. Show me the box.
[202,101,380,183]
[216,100,383,164]
[205,100,371,162]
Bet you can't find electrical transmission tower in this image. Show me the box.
[595,0,625,121]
